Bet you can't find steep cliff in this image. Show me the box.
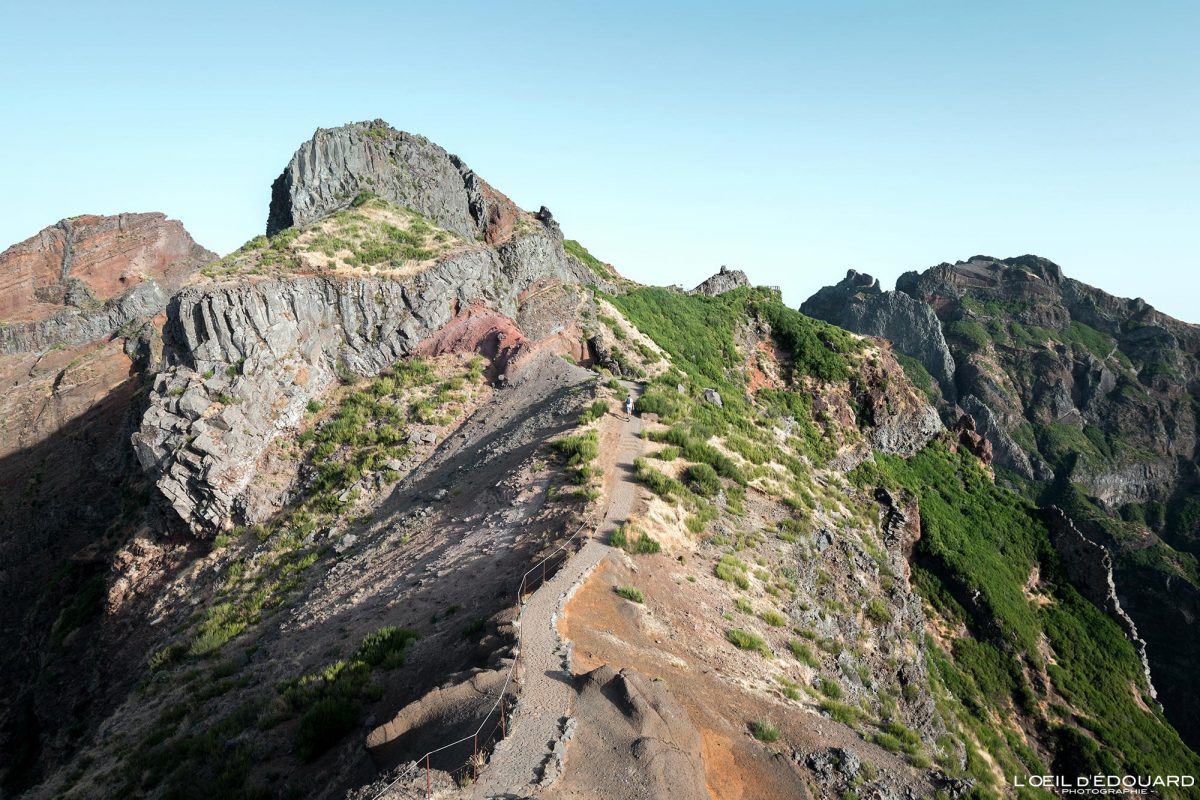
[801,269,957,402]
[804,254,1200,750]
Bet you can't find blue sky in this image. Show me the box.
[1,1,1197,320]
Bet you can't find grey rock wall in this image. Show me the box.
[135,225,580,534]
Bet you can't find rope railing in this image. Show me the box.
[369,520,591,800]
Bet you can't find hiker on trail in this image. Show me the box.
[624,395,634,416]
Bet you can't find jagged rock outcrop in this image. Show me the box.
[0,213,212,457]
[951,412,993,465]
[802,269,957,401]
[691,265,748,296]
[266,120,522,245]
[138,123,588,533]
[136,240,578,533]
[895,254,1198,508]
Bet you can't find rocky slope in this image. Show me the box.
[0,213,212,795]
[803,255,1200,750]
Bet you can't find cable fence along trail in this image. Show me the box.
[369,522,590,799]
[371,392,644,800]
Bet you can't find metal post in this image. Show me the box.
[542,560,546,586]
[425,753,430,798]
[500,696,506,737]
[473,733,479,779]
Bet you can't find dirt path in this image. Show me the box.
[468,386,643,799]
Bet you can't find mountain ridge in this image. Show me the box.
[0,121,1196,800]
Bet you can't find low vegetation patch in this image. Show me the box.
[726,627,771,657]
[610,524,662,555]
[750,719,781,742]
[615,585,645,603]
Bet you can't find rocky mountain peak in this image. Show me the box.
[0,212,212,324]
[266,120,524,245]
[896,254,1067,314]
[691,265,749,296]
[839,268,881,293]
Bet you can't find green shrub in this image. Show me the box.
[788,639,819,667]
[579,399,610,424]
[355,626,418,669]
[714,554,750,589]
[615,585,645,603]
[627,534,661,554]
[609,525,661,555]
[865,598,892,624]
[750,719,780,742]
[555,431,599,464]
[819,699,858,725]
[226,357,246,378]
[726,628,771,657]
[758,609,788,627]
[461,616,488,639]
[633,457,684,498]
[818,677,843,700]
[945,319,991,351]
[687,463,721,496]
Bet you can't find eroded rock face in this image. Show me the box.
[563,666,710,800]
[0,213,212,793]
[266,120,521,245]
[0,213,211,321]
[691,265,748,296]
